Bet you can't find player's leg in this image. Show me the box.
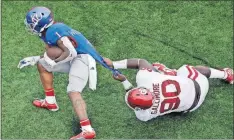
[68,54,96,140]
[177,64,233,112]
[33,58,71,111]
[153,62,233,84]
[194,66,233,84]
[177,65,210,112]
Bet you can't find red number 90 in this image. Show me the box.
[160,80,181,113]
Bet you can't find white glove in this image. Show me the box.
[17,56,40,69]
[43,52,57,68]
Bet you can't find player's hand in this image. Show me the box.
[112,73,126,82]
[17,56,40,69]
[103,57,113,68]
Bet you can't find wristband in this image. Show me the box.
[121,79,133,90]
[44,52,57,67]
[113,59,127,69]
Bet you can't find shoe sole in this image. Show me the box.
[71,136,95,140]
[49,103,59,111]
[33,104,59,112]
[49,107,59,112]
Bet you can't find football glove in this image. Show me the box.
[17,56,40,69]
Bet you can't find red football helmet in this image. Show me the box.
[125,87,154,110]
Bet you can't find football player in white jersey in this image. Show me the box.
[104,58,233,121]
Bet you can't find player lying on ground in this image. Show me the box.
[17,6,118,139]
[104,58,233,121]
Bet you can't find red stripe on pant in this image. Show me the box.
[191,67,198,80]
[186,65,193,79]
[45,88,55,96]
[186,65,198,80]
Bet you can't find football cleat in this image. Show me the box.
[70,129,96,140]
[223,68,233,84]
[152,62,177,76]
[33,99,59,111]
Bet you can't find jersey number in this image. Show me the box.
[160,80,181,113]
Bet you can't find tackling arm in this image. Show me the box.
[105,58,157,71]
[125,59,154,69]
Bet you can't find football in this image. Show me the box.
[46,47,63,60]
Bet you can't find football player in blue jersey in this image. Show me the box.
[17,6,118,139]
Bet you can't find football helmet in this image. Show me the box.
[24,6,54,35]
[125,87,154,110]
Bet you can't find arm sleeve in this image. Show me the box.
[56,36,77,64]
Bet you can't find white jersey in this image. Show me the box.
[133,68,196,121]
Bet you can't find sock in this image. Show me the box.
[209,68,227,79]
[80,119,93,132]
[45,88,56,104]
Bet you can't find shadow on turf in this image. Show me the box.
[132,30,219,69]
[72,115,97,136]
[72,116,82,135]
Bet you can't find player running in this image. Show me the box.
[104,58,233,121]
[17,6,118,139]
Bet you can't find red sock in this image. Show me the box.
[45,88,55,96]
[80,119,93,131]
[45,88,56,104]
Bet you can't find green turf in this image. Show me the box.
[2,1,233,139]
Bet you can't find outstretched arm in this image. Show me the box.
[17,44,50,69]
[104,58,157,71]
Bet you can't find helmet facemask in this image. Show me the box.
[24,18,39,35]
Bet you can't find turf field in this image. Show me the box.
[2,1,233,139]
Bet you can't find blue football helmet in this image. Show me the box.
[24,7,54,35]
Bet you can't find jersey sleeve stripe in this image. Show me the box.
[55,32,61,38]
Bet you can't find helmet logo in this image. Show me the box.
[31,13,43,24]
[139,88,148,95]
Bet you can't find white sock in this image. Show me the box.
[82,125,93,132]
[45,96,56,104]
[45,88,56,104]
[209,68,227,79]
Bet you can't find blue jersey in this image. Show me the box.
[41,23,90,52]
[40,23,119,74]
